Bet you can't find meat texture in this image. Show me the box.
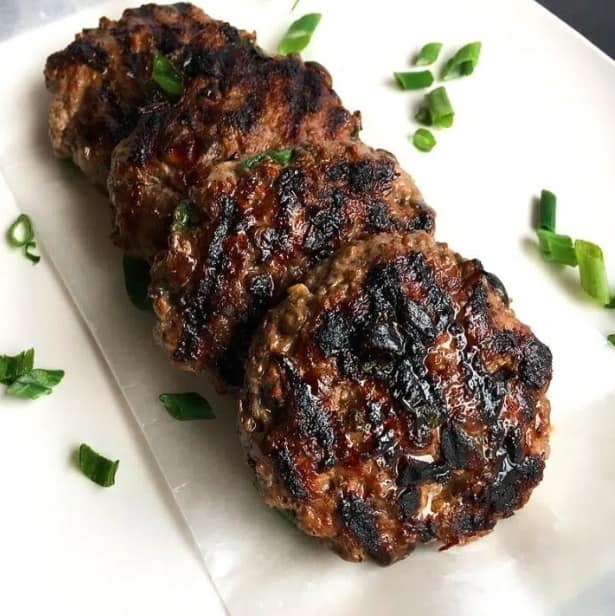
[150,141,434,390]
[44,3,243,186]
[240,231,552,564]
[108,30,362,260]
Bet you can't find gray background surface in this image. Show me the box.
[0,1,614,59]
[539,0,615,58]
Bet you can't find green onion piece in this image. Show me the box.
[415,107,432,126]
[394,71,434,91]
[0,348,34,385]
[607,334,615,346]
[5,369,65,399]
[414,42,443,66]
[442,42,482,80]
[24,241,40,264]
[122,255,152,312]
[536,229,577,266]
[278,13,321,55]
[159,392,215,420]
[78,444,119,487]
[574,239,611,305]
[416,87,454,128]
[6,214,35,247]
[152,54,183,98]
[539,189,557,232]
[412,128,437,152]
[172,200,199,232]
[240,148,294,170]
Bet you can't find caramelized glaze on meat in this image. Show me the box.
[240,232,551,564]
[44,3,249,186]
[150,142,433,390]
[108,31,361,259]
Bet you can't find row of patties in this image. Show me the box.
[45,3,552,564]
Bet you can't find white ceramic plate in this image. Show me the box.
[1,1,614,614]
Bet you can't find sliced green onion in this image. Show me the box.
[536,229,577,266]
[122,255,152,312]
[152,54,183,98]
[159,392,215,420]
[172,200,200,232]
[5,369,65,399]
[240,148,294,170]
[412,128,437,152]
[78,444,119,487]
[574,239,611,305]
[539,189,557,232]
[442,42,482,80]
[0,348,34,385]
[416,87,454,128]
[607,334,615,346]
[394,70,434,91]
[24,241,40,264]
[414,42,443,66]
[6,214,34,247]
[278,13,321,55]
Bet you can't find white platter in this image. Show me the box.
[1,1,615,614]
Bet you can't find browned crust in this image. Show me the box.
[108,32,361,259]
[240,231,551,564]
[150,141,433,391]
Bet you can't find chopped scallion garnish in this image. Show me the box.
[414,42,443,66]
[536,229,577,267]
[24,241,40,264]
[78,444,119,487]
[278,13,321,55]
[608,334,615,346]
[394,70,434,90]
[412,128,437,152]
[152,54,183,98]
[122,256,152,312]
[574,239,611,305]
[416,86,454,128]
[159,392,215,420]
[0,348,34,385]
[5,369,65,399]
[442,42,482,80]
[539,189,557,232]
[6,214,40,264]
[240,148,294,170]
[172,200,199,232]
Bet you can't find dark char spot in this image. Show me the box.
[520,337,552,389]
[279,357,336,466]
[271,444,308,500]
[339,495,385,563]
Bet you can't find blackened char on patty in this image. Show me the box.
[45,3,250,186]
[108,29,362,260]
[240,231,552,564]
[150,141,433,391]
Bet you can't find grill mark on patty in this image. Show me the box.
[271,444,308,500]
[339,495,386,563]
[47,39,109,71]
[174,195,237,362]
[279,357,336,467]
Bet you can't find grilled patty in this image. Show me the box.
[240,231,552,564]
[150,141,434,390]
[44,3,246,186]
[108,30,362,260]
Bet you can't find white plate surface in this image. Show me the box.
[1,1,615,614]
